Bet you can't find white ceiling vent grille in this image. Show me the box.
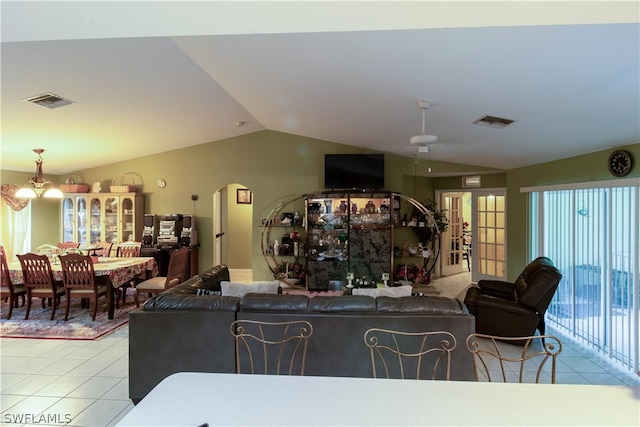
[462,175,481,188]
[473,115,515,129]
[24,92,74,109]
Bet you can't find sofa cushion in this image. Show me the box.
[221,281,280,298]
[376,296,469,315]
[241,293,309,311]
[352,285,412,298]
[283,289,344,298]
[147,294,240,311]
[308,295,376,312]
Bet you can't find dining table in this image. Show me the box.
[116,372,640,426]
[7,256,157,319]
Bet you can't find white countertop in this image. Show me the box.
[118,372,640,426]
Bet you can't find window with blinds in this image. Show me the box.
[526,180,639,375]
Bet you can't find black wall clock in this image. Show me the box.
[608,150,632,177]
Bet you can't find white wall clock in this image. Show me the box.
[157,179,167,189]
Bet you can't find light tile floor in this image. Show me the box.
[1,271,639,427]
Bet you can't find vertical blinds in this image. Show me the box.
[527,182,639,375]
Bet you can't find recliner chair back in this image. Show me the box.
[514,257,562,316]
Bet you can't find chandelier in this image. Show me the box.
[15,149,64,199]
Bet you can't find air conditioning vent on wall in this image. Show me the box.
[24,92,74,109]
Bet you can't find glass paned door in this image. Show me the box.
[61,197,76,243]
[105,197,119,244]
[122,197,135,243]
[472,191,506,282]
[440,193,463,276]
[90,198,102,244]
[76,197,88,246]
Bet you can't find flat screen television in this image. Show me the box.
[324,154,385,190]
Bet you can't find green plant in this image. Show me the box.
[410,198,449,245]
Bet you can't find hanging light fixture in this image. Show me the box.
[15,149,64,199]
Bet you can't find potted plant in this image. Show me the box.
[409,198,448,247]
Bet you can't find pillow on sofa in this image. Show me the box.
[352,285,413,298]
[221,281,280,298]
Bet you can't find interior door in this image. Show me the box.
[472,190,507,282]
[440,192,463,276]
[213,190,223,266]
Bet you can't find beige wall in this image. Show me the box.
[430,143,640,279]
[2,131,638,281]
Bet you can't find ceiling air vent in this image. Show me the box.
[24,92,74,109]
[473,115,515,129]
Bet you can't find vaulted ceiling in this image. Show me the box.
[1,1,638,176]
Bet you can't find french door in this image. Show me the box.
[440,192,464,276]
[471,190,507,283]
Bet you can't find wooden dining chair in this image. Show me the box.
[134,246,188,307]
[94,241,113,258]
[115,241,143,303]
[363,328,457,380]
[116,241,142,258]
[229,319,314,375]
[57,241,80,252]
[17,253,66,320]
[1,245,26,319]
[59,253,110,321]
[465,333,562,384]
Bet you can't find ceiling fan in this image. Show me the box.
[408,100,443,155]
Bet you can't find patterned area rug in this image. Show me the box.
[0,288,139,340]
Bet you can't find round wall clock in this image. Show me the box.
[157,179,167,189]
[607,150,632,177]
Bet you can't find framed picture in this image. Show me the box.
[237,188,252,204]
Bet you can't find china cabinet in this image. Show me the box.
[61,192,144,250]
[261,191,435,290]
[305,192,394,290]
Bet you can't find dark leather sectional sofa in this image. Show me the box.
[129,265,475,403]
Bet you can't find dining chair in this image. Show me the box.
[363,328,457,380]
[94,241,113,258]
[116,241,142,258]
[115,241,142,303]
[229,319,314,375]
[59,253,110,321]
[57,241,80,252]
[465,333,563,384]
[1,245,26,319]
[17,253,66,320]
[134,246,189,307]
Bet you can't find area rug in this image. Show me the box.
[0,289,138,340]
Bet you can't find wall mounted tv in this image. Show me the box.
[324,154,385,190]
